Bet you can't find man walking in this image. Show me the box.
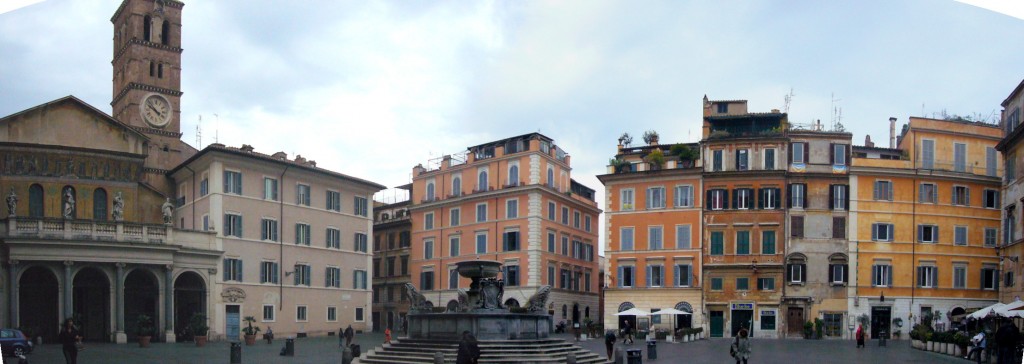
[344,325,355,348]
[605,329,617,360]
[621,321,634,345]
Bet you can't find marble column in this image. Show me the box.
[115,263,126,344]
[63,260,73,321]
[8,260,18,329]
[164,265,176,343]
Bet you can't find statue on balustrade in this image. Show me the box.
[63,187,75,219]
[112,192,124,221]
[162,198,174,225]
[6,188,16,217]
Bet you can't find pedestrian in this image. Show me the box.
[855,324,865,348]
[58,318,82,364]
[965,330,986,363]
[264,326,274,344]
[384,327,392,344]
[621,321,634,345]
[731,328,751,364]
[995,321,1021,364]
[604,329,617,360]
[456,331,481,364]
[344,324,355,348]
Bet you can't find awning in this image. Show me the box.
[614,308,650,317]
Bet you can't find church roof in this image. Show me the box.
[0,95,150,142]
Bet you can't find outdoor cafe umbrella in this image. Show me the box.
[995,300,1024,318]
[614,308,650,317]
[652,308,692,335]
[969,302,1007,319]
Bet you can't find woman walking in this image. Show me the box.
[731,328,751,364]
[58,318,82,364]
[855,324,865,348]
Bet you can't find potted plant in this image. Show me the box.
[136,314,154,348]
[670,144,699,168]
[642,130,659,145]
[803,321,814,339]
[814,318,824,339]
[955,331,970,357]
[243,316,261,345]
[644,149,665,170]
[190,313,210,347]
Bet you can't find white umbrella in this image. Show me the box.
[996,301,1024,318]
[969,303,1007,319]
[614,308,650,316]
[652,308,692,337]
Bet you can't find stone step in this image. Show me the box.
[359,337,611,364]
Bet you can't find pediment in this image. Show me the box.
[0,95,149,155]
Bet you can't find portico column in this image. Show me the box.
[115,263,126,344]
[63,260,73,322]
[8,260,19,329]
[164,264,176,343]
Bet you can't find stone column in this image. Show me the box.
[164,264,176,343]
[63,260,74,321]
[115,263,127,344]
[8,260,18,329]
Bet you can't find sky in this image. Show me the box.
[2,1,1023,252]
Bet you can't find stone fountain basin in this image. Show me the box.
[455,260,502,279]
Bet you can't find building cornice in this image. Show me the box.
[111,82,183,107]
[112,38,183,64]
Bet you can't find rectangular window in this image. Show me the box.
[676,225,691,249]
[675,185,693,207]
[953,266,967,289]
[475,233,487,254]
[420,271,434,291]
[618,266,635,288]
[788,263,805,283]
[952,186,970,206]
[260,261,279,284]
[355,307,365,322]
[224,213,243,238]
[263,304,275,322]
[874,181,893,201]
[326,228,340,249]
[872,223,895,242]
[621,189,634,211]
[791,216,804,238]
[562,236,569,255]
[353,270,367,289]
[504,265,521,287]
[736,277,749,291]
[585,215,592,232]
[450,208,460,226]
[353,196,368,217]
[985,228,998,247]
[296,306,307,322]
[295,223,311,245]
[736,231,750,255]
[982,267,997,290]
[792,142,806,164]
[548,266,555,286]
[710,231,724,255]
[646,187,666,209]
[829,264,847,284]
[761,188,779,209]
[709,189,727,210]
[872,264,893,287]
[621,227,634,251]
[424,212,434,230]
[263,178,278,200]
[761,231,776,254]
[649,226,663,250]
[202,215,209,231]
[713,150,723,171]
[647,265,664,287]
[293,265,311,286]
[562,207,569,224]
[761,312,777,331]
[833,144,847,165]
[711,277,723,291]
[919,183,937,203]
[449,236,460,257]
[297,184,311,206]
[954,226,968,246]
[922,139,935,169]
[224,171,242,194]
[734,188,753,210]
[503,231,520,251]
[223,258,243,282]
[449,269,459,289]
[424,239,434,259]
[758,277,775,291]
[200,176,209,196]
[764,148,776,170]
[326,191,341,211]
[987,147,998,177]
[548,232,556,253]
[401,256,408,275]
[917,266,938,288]
[675,264,692,287]
[918,225,938,243]
[261,218,278,241]
[790,184,806,208]
[1007,152,1017,183]
[507,199,519,219]
[327,307,337,322]
[573,211,581,228]
[737,149,749,170]
[325,267,341,288]
[984,189,1000,209]
[833,217,846,239]
[476,203,487,222]
[548,201,557,219]
[954,142,967,172]
[831,185,848,210]
[354,232,367,252]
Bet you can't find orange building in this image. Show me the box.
[599,138,704,336]
[849,117,1001,338]
[997,78,1024,304]
[701,98,788,338]
[407,133,601,325]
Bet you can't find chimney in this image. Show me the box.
[889,117,897,148]
[271,151,288,160]
[865,135,874,148]
[240,144,255,152]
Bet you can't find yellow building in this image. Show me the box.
[849,117,1001,339]
[997,78,1024,303]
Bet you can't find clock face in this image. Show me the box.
[141,94,172,128]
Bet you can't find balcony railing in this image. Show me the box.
[5,217,171,244]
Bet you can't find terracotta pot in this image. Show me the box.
[139,336,152,348]
[195,335,208,347]
[244,335,256,346]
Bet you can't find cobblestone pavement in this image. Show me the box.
[5,332,968,363]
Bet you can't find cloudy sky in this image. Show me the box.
[2,0,1023,248]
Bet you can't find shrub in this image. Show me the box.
[644,149,665,169]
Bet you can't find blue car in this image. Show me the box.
[0,329,33,357]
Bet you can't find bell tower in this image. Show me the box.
[111,0,188,193]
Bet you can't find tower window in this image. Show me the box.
[143,15,152,42]
[161,20,170,45]
[158,64,163,78]
[149,62,155,77]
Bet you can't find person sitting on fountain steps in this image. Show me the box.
[456,331,481,364]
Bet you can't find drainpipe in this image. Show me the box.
[911,130,917,321]
[278,165,290,313]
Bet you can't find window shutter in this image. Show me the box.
[873,182,879,200]
[646,266,652,287]
[687,266,693,286]
[828,264,835,283]
[617,266,624,287]
[829,185,835,210]
[646,189,652,209]
[887,224,894,241]
[787,184,793,208]
[273,264,279,283]
[917,266,923,287]
[934,226,939,242]
[706,190,713,210]
[673,265,680,287]
[800,264,807,282]
[223,215,229,235]
[774,188,782,209]
[803,143,809,164]
[871,224,878,241]
[887,267,893,286]
[261,264,266,283]
[735,150,741,170]
[502,233,508,251]
[236,260,243,282]
[746,189,754,209]
[223,259,230,281]
[966,189,971,206]
[887,183,894,201]
[871,266,877,286]
[757,188,765,209]
[843,264,849,283]
[933,267,938,287]
[786,264,793,282]
[295,267,301,285]
[723,190,730,209]
[788,143,793,164]
[223,172,229,193]
[844,185,850,211]
[830,143,835,164]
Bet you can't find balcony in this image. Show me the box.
[3,217,172,244]
[503,180,524,189]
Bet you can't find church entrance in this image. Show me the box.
[73,267,110,342]
[124,269,159,342]
[174,271,205,341]
[19,266,59,342]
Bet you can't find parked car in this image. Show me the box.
[0,329,33,356]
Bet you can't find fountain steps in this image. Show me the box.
[354,338,610,364]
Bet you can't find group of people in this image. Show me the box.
[965,321,1023,364]
[602,322,752,363]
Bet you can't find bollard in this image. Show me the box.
[566,351,577,364]
[342,346,353,364]
[434,351,445,364]
[230,342,242,364]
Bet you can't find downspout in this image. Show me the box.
[278,165,291,313]
[911,130,917,319]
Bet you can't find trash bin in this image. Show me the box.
[626,348,643,364]
[285,337,295,356]
[230,342,242,364]
[878,330,887,347]
[351,344,361,358]
[646,339,657,360]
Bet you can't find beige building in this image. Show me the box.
[372,188,412,332]
[998,78,1024,303]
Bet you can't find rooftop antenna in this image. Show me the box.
[214,113,220,144]
[196,114,202,148]
[830,93,842,131]
[783,88,795,114]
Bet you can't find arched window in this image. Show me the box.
[149,61,155,77]
[94,188,108,221]
[562,304,568,318]
[62,186,76,219]
[585,306,590,318]
[547,167,554,188]
[161,20,170,45]
[478,170,488,192]
[508,165,519,187]
[451,177,461,197]
[158,64,163,78]
[426,182,435,201]
[143,15,152,42]
[29,184,44,217]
